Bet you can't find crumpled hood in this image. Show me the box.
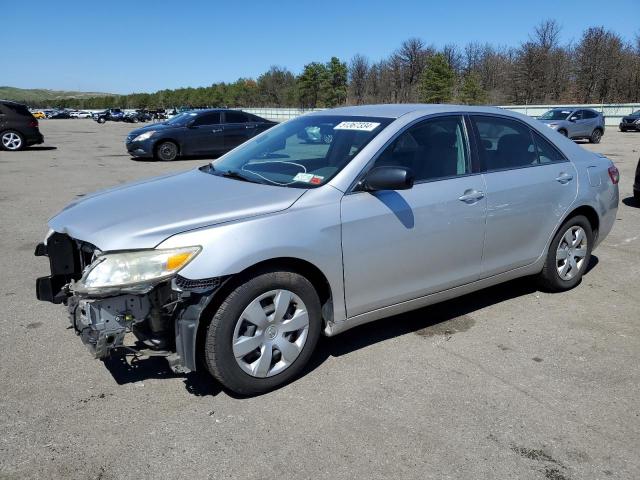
[49,168,305,251]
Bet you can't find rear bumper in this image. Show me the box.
[620,122,640,131]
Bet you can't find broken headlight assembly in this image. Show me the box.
[72,246,201,295]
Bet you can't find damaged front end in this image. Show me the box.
[35,232,218,372]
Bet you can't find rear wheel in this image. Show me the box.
[589,128,602,144]
[620,127,627,132]
[1,130,24,151]
[204,269,322,395]
[97,117,106,124]
[155,141,178,161]
[538,215,593,292]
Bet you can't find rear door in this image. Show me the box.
[186,111,224,155]
[341,115,487,316]
[470,115,577,277]
[0,103,7,130]
[222,111,252,150]
[571,110,591,137]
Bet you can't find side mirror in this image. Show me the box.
[363,166,414,191]
[568,116,578,122]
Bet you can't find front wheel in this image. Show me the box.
[155,141,178,161]
[97,117,106,124]
[589,129,603,144]
[1,130,25,151]
[538,215,593,292]
[204,270,322,395]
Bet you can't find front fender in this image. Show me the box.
[157,186,347,323]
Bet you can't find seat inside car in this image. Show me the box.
[494,133,536,169]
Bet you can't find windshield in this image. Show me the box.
[630,110,640,117]
[539,109,572,121]
[165,112,197,126]
[208,115,392,188]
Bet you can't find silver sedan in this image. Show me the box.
[36,105,619,395]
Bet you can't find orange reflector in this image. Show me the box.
[166,252,192,270]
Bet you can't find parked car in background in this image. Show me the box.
[32,111,46,119]
[126,109,277,161]
[538,108,605,143]
[94,109,125,123]
[123,109,153,123]
[36,104,619,395]
[49,110,72,119]
[619,110,640,132]
[0,100,44,151]
[69,110,92,119]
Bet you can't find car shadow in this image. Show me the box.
[132,153,223,163]
[17,146,58,151]
[622,196,639,208]
[102,258,600,398]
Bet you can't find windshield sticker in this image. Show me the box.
[293,173,314,183]
[333,121,381,131]
[293,173,324,184]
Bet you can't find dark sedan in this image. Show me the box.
[126,109,277,161]
[620,110,640,132]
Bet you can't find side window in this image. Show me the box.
[472,115,536,171]
[373,116,470,182]
[193,112,221,126]
[532,131,567,164]
[225,111,249,123]
[570,110,583,121]
[583,110,598,119]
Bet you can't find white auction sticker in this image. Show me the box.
[293,172,314,183]
[333,121,381,131]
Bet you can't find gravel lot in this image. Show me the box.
[1,119,639,480]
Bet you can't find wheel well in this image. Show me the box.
[192,257,333,372]
[593,127,603,133]
[565,205,599,237]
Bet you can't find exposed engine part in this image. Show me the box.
[69,294,151,358]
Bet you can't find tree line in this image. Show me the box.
[42,21,640,110]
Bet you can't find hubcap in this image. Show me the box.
[2,132,22,150]
[232,289,309,378]
[556,226,588,281]
[159,143,176,159]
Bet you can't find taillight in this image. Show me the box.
[608,165,620,184]
[29,119,38,128]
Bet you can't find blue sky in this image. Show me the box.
[2,0,638,94]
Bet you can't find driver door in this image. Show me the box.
[340,115,487,317]
[188,111,224,155]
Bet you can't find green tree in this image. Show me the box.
[323,56,348,107]
[257,66,297,106]
[458,72,488,104]
[419,53,455,103]
[297,62,328,108]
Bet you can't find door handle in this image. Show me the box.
[458,189,485,204]
[555,172,573,184]
[212,127,223,133]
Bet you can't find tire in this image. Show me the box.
[204,269,322,395]
[538,215,593,292]
[155,141,178,161]
[1,130,25,151]
[558,129,568,137]
[589,128,603,144]
[634,190,640,202]
[97,117,106,124]
[620,127,627,132]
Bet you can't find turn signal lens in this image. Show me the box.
[167,252,193,270]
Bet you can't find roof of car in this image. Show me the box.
[306,103,511,119]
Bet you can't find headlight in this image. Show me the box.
[635,119,640,124]
[75,246,201,293]
[133,130,156,142]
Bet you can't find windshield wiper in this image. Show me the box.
[217,169,261,184]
